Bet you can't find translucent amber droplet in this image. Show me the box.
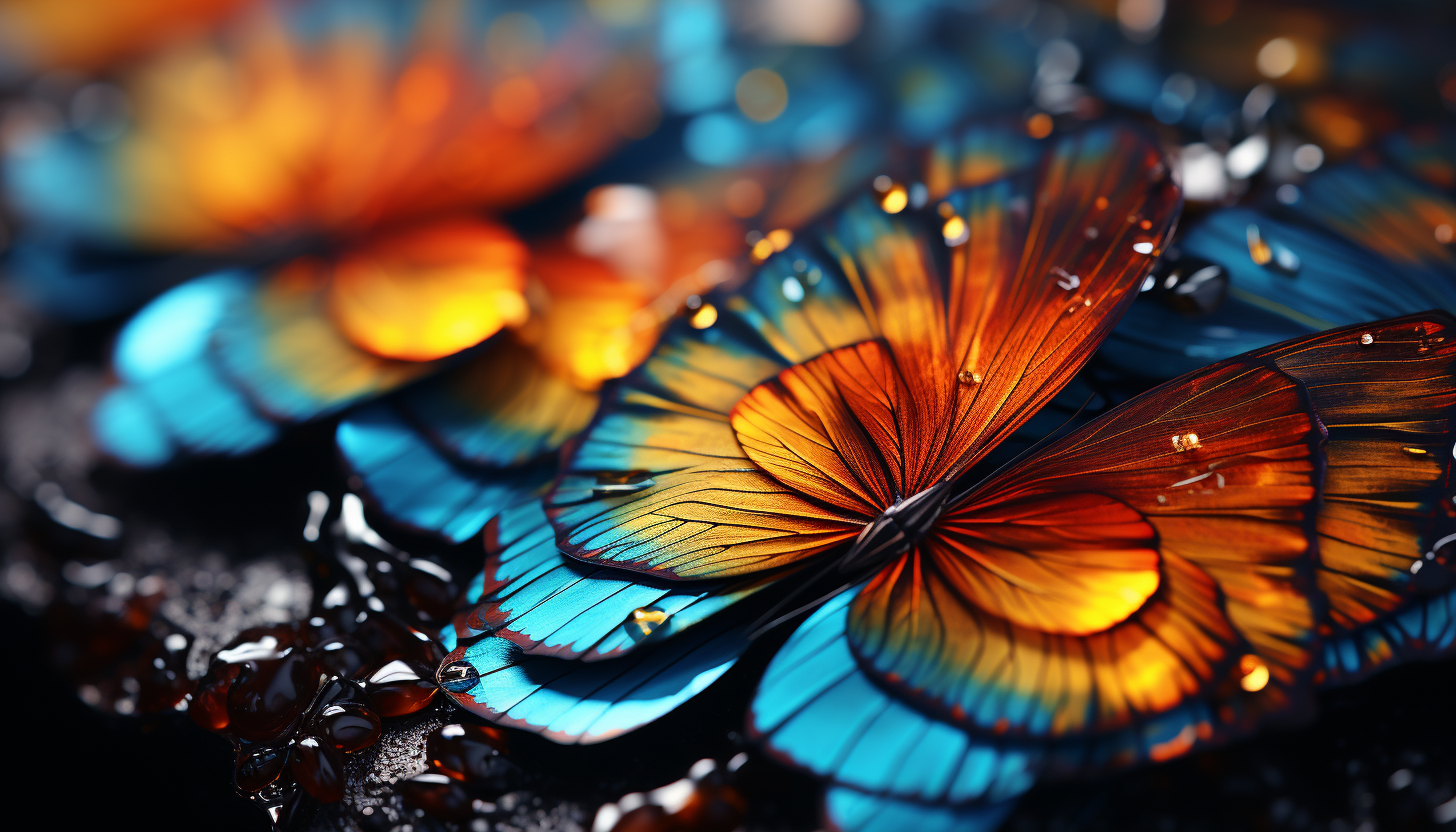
[956,369,982,385]
[1238,655,1270,692]
[1359,332,1374,346]
[880,183,908,214]
[1094,196,1109,210]
[628,607,670,640]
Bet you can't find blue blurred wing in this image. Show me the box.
[1385,126,1456,192]
[336,401,549,544]
[92,272,279,465]
[455,500,785,661]
[212,260,440,422]
[1290,166,1456,289]
[439,615,747,744]
[822,788,1015,832]
[1104,205,1448,378]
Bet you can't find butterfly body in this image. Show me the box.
[839,480,955,572]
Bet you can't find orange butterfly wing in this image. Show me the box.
[1243,314,1456,638]
[549,126,1181,580]
[847,357,1325,739]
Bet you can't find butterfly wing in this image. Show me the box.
[337,402,550,544]
[750,586,1227,810]
[1290,166,1456,283]
[1243,314,1456,633]
[395,340,598,469]
[438,615,748,745]
[847,349,1327,739]
[455,500,785,661]
[211,257,443,422]
[92,272,278,466]
[1103,206,1450,379]
[548,126,1181,579]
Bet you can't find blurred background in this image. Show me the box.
[0,1,1454,830]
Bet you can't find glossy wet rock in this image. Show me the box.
[426,723,511,784]
[291,736,346,802]
[399,772,476,821]
[226,649,320,743]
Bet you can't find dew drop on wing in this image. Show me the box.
[436,659,481,694]
[626,606,671,643]
[592,470,657,497]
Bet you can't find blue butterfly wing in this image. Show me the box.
[454,499,785,661]
[336,401,549,544]
[211,261,440,422]
[439,614,748,744]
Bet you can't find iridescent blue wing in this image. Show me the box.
[1287,166,1456,291]
[438,614,747,744]
[92,272,279,466]
[336,401,549,544]
[822,788,1015,832]
[451,500,784,661]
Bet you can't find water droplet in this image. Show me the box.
[1133,241,1154,255]
[1084,227,1099,239]
[1094,196,1109,210]
[879,183,908,214]
[1051,267,1080,291]
[627,607,670,642]
[750,238,774,262]
[1170,432,1202,453]
[942,216,969,246]
[1151,257,1228,316]
[956,369,982,385]
[1247,224,1272,265]
[689,304,717,329]
[592,470,657,497]
[873,175,893,193]
[766,228,793,251]
[781,276,805,302]
[1437,223,1454,244]
[437,660,481,694]
[1238,655,1269,692]
[1359,332,1375,346]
